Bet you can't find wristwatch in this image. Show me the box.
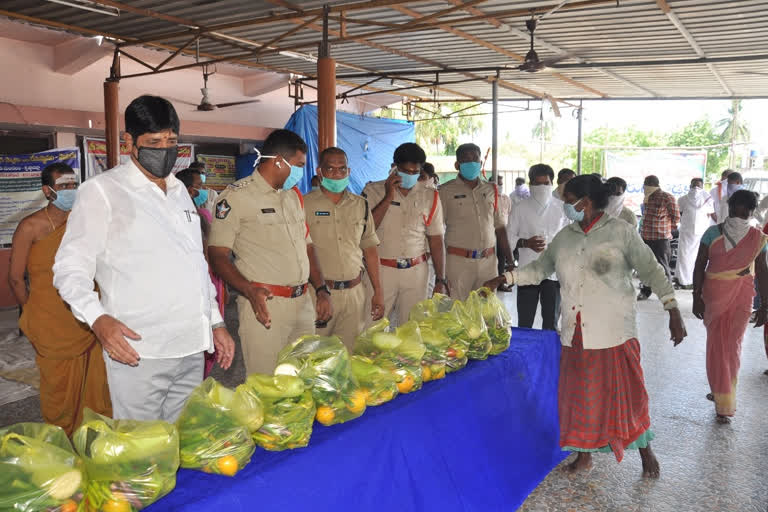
[315,284,331,296]
[211,321,226,330]
[435,277,448,286]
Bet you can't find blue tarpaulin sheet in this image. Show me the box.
[151,328,567,512]
[283,105,414,194]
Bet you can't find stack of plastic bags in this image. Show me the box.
[175,378,263,476]
[476,287,512,355]
[276,335,366,426]
[72,409,179,512]
[410,294,469,373]
[349,355,399,406]
[459,291,493,360]
[354,319,426,394]
[0,422,85,512]
[239,374,315,451]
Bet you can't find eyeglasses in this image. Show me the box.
[320,166,349,177]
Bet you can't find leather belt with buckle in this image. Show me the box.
[380,254,428,269]
[447,246,495,259]
[326,272,363,290]
[251,282,308,298]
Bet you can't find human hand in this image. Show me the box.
[525,236,546,253]
[483,275,508,291]
[92,314,141,366]
[433,280,449,297]
[316,289,333,323]
[385,172,402,199]
[371,290,385,321]
[247,286,273,328]
[213,327,235,370]
[668,308,687,346]
[692,293,705,320]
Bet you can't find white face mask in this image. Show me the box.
[530,184,553,207]
[605,194,625,217]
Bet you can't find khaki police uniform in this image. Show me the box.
[209,172,315,374]
[362,179,444,326]
[439,178,504,300]
[304,189,379,351]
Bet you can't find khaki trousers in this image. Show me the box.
[314,284,366,352]
[378,262,429,327]
[237,293,315,375]
[446,253,499,301]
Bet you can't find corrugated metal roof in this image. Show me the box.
[1,0,767,101]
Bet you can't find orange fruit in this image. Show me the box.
[421,365,432,382]
[433,367,446,380]
[346,390,366,414]
[216,455,239,476]
[59,501,77,512]
[102,498,131,512]
[378,389,394,402]
[454,347,466,359]
[396,375,414,394]
[359,388,371,401]
[316,405,336,425]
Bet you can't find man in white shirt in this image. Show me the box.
[710,169,733,223]
[553,168,576,201]
[677,178,714,288]
[189,161,219,216]
[509,177,530,207]
[506,164,569,330]
[53,95,235,422]
[716,172,744,223]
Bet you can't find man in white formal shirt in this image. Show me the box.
[53,95,234,422]
[506,163,569,330]
[677,178,714,288]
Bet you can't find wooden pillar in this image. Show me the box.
[104,51,121,169]
[317,57,336,151]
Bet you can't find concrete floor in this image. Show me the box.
[1,289,767,512]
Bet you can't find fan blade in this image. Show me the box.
[167,96,200,107]
[214,100,261,109]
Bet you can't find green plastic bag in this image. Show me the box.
[0,423,85,512]
[350,355,399,406]
[456,292,493,360]
[276,335,366,426]
[239,374,315,451]
[411,294,469,373]
[354,318,426,394]
[72,409,179,512]
[176,378,261,476]
[476,287,512,354]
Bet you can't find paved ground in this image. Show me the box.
[1,288,766,512]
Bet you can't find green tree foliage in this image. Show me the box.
[717,99,751,167]
[412,103,484,156]
[666,119,728,177]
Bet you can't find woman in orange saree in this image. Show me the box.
[693,190,768,423]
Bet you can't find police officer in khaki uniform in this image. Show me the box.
[439,143,513,300]
[304,147,384,351]
[208,129,333,374]
[363,143,447,326]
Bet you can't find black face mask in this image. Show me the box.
[136,146,178,178]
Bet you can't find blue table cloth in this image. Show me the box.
[152,328,567,511]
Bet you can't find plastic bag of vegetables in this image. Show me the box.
[455,293,493,360]
[350,355,399,406]
[0,422,85,512]
[354,319,426,394]
[72,409,179,512]
[411,295,469,373]
[476,287,512,355]
[239,374,315,451]
[176,378,261,476]
[276,335,366,426]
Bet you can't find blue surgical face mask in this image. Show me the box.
[727,183,743,196]
[278,156,304,190]
[193,188,208,207]
[321,175,349,193]
[397,171,419,190]
[563,199,584,222]
[200,173,206,184]
[458,161,482,181]
[51,188,77,211]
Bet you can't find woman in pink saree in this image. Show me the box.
[693,189,768,423]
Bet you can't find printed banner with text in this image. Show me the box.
[83,137,193,179]
[0,148,80,245]
[196,154,236,191]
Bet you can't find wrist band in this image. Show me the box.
[503,271,515,285]
[211,322,226,330]
[316,284,331,296]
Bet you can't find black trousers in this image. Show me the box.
[517,279,560,331]
[640,239,672,297]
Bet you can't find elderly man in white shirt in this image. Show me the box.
[506,163,569,330]
[53,95,234,422]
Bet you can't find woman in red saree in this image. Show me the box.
[693,189,768,423]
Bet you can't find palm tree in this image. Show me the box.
[717,99,751,168]
[532,117,555,162]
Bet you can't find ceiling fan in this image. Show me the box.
[173,64,260,112]
[517,16,569,73]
